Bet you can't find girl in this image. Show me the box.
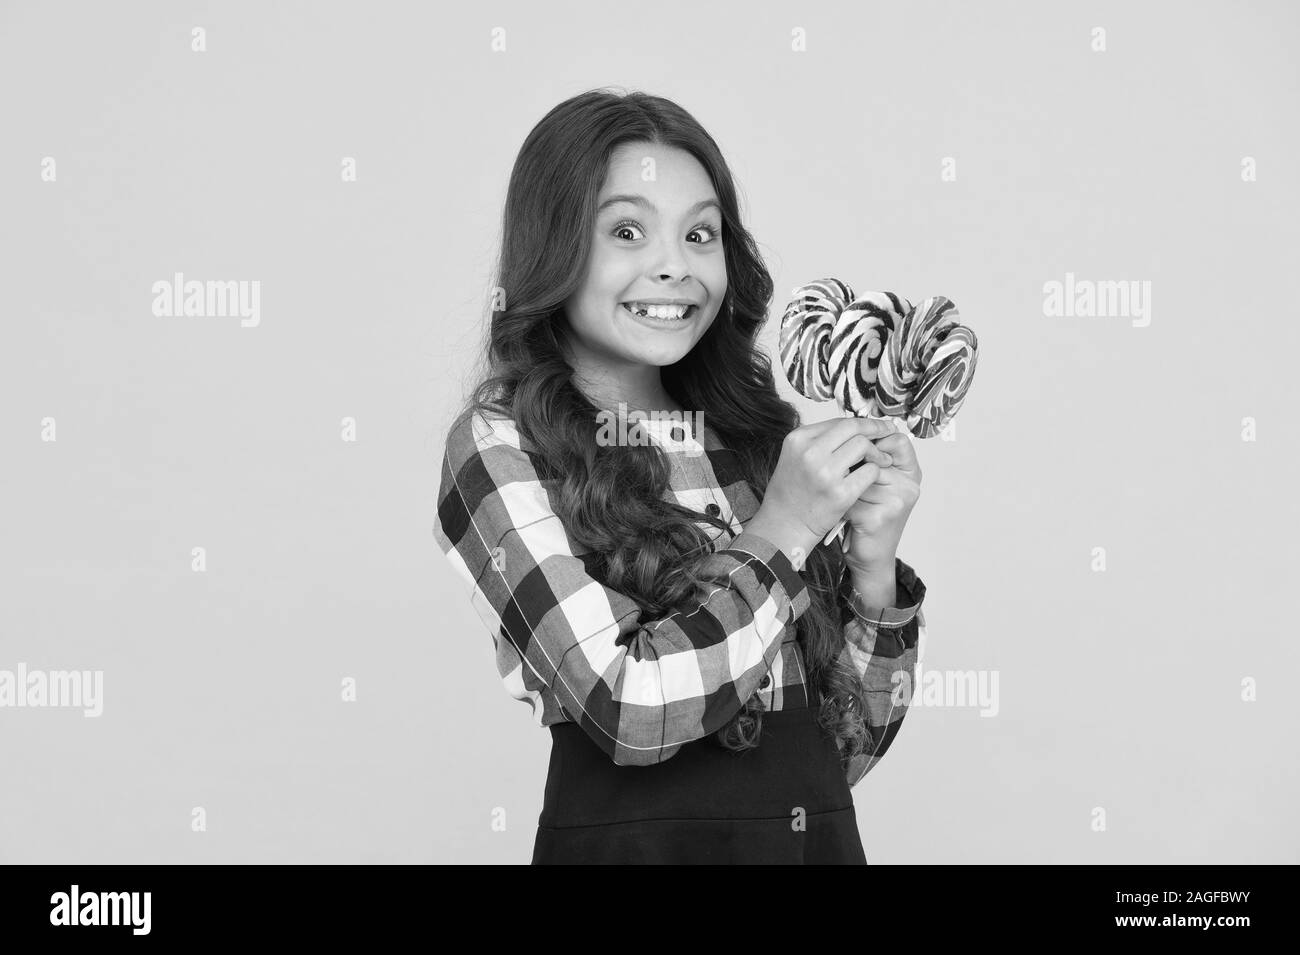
[434,88,928,865]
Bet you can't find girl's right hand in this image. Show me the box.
[747,417,897,567]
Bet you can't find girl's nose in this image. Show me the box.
[651,241,690,281]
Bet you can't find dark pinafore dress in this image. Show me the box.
[531,681,869,865]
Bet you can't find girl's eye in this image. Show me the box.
[610,220,722,244]
[688,224,721,244]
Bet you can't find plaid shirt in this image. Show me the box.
[433,408,927,787]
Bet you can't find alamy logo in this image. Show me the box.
[49,885,151,935]
[894,629,999,717]
[594,403,705,457]
[151,272,261,327]
[1042,271,1151,327]
[0,663,103,717]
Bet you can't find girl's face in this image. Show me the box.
[562,141,728,385]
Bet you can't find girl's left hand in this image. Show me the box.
[843,421,923,576]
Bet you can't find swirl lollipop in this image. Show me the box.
[778,276,979,547]
[777,277,856,404]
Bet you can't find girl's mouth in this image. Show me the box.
[620,302,698,323]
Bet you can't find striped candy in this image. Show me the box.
[779,277,979,439]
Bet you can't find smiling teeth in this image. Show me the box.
[623,302,690,319]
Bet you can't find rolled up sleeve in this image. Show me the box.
[838,557,927,787]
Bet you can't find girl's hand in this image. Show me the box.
[843,421,923,576]
[749,417,897,567]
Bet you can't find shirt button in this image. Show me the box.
[670,427,685,442]
[759,674,771,689]
[705,502,721,516]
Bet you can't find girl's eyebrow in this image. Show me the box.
[597,194,721,216]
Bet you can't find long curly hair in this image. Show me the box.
[453,87,871,767]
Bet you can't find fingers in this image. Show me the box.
[859,462,921,488]
[813,419,895,477]
[873,432,917,470]
[855,482,903,504]
[801,416,896,455]
[844,460,882,500]
[831,433,893,474]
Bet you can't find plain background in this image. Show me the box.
[1,0,1297,864]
